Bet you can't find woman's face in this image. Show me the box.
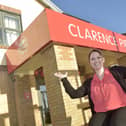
[89,51,105,71]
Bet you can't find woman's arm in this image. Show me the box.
[54,72,90,99]
[111,65,126,79]
[61,77,90,98]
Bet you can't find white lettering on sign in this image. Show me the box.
[68,23,116,46]
[68,24,78,37]
[119,38,126,48]
[77,25,84,39]
[85,28,92,40]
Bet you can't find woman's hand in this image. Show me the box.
[54,72,68,79]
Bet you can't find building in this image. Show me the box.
[0,1,126,126]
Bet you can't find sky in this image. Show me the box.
[51,0,126,34]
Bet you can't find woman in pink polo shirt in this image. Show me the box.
[54,49,126,126]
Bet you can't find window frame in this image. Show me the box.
[0,10,22,47]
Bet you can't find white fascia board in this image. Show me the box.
[42,0,63,13]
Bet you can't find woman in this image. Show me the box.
[54,49,126,126]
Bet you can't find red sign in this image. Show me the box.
[46,9,118,51]
[24,91,31,100]
[114,32,126,53]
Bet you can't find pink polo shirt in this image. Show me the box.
[91,68,126,112]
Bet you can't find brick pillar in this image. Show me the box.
[0,66,18,126]
[41,45,84,126]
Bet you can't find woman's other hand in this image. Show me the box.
[54,72,68,79]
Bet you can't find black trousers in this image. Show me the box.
[89,107,126,126]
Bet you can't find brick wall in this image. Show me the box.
[14,74,42,126]
[40,44,85,126]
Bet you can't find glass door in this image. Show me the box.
[40,85,51,126]
[34,67,52,126]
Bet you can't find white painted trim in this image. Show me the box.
[42,0,63,13]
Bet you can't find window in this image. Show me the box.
[0,11,22,47]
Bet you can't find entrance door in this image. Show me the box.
[40,85,52,126]
[34,67,52,126]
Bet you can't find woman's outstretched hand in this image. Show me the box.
[54,72,68,79]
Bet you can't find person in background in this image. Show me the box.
[54,49,126,126]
